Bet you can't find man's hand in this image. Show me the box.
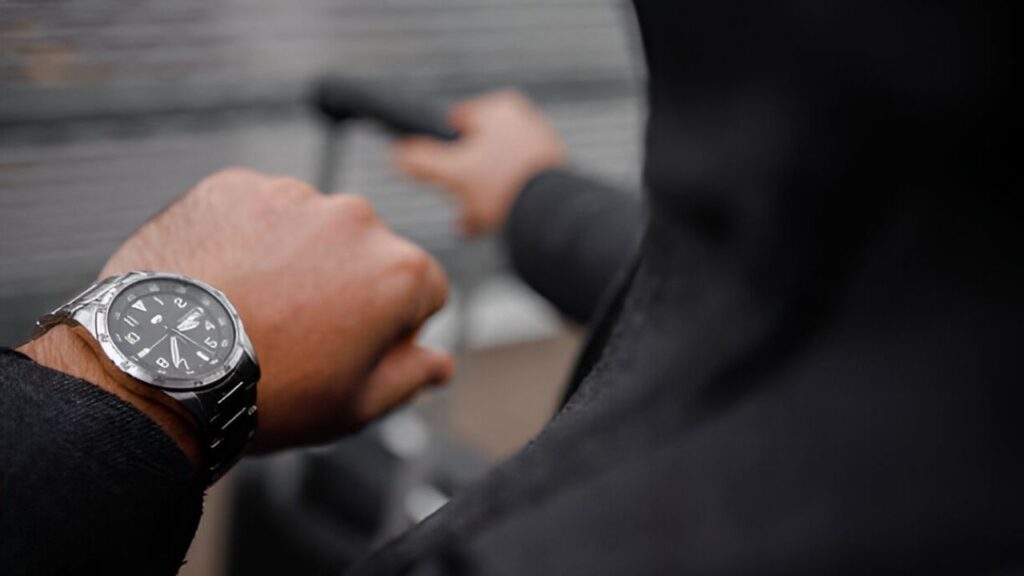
[23,169,453,458]
[393,90,566,236]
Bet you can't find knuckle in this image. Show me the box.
[331,194,377,225]
[498,88,526,102]
[192,167,260,202]
[395,242,432,279]
[430,262,450,309]
[265,176,319,201]
[395,243,448,311]
[382,241,432,290]
[203,167,257,189]
[493,89,528,110]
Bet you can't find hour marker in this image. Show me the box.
[132,300,147,312]
[205,320,216,331]
[196,350,210,362]
[138,347,151,358]
[152,296,165,305]
[124,315,140,327]
[150,314,163,324]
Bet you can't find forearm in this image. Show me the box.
[0,340,203,575]
[505,168,645,324]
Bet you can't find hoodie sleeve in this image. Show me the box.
[0,348,203,576]
[504,168,645,325]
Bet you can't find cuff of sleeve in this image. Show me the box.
[0,347,197,483]
[1,348,204,574]
[502,167,573,246]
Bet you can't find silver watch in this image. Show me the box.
[32,271,259,484]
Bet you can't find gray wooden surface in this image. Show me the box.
[0,0,644,347]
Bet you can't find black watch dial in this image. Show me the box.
[107,278,236,382]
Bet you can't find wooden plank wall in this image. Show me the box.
[0,0,645,346]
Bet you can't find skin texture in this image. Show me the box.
[20,169,454,465]
[393,90,567,236]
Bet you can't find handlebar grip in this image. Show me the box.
[313,77,459,142]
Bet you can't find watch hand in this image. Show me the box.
[137,333,168,358]
[176,308,204,332]
[171,336,181,367]
[170,328,213,354]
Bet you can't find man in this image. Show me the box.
[1,2,1019,575]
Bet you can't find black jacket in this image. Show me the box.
[2,2,1020,574]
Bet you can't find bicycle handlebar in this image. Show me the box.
[312,77,459,142]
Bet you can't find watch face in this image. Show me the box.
[106,277,237,385]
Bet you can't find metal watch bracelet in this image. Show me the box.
[32,273,258,484]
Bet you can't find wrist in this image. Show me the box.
[18,324,202,467]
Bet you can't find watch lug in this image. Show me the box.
[72,305,99,338]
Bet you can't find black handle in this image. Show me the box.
[312,77,459,141]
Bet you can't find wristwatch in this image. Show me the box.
[31,271,259,484]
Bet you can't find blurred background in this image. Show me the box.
[1,1,644,574]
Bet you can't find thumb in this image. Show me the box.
[392,137,466,188]
[352,342,455,422]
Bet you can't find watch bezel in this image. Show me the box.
[92,272,256,391]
